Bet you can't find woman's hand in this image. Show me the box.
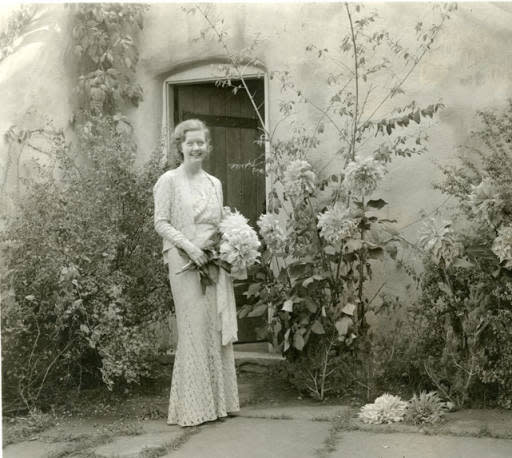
[185,243,208,267]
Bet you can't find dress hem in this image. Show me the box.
[167,408,240,427]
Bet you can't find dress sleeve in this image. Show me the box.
[153,173,194,252]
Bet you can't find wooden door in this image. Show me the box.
[172,79,266,343]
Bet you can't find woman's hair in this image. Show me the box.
[171,119,212,163]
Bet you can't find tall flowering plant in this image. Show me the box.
[239,151,399,400]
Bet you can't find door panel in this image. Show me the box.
[172,79,266,342]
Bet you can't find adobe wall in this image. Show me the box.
[2,2,511,315]
[131,2,512,309]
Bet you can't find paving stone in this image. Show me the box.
[330,431,512,458]
[3,440,72,458]
[162,417,330,458]
[238,404,352,421]
[94,429,183,458]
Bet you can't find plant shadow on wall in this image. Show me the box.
[189,2,456,401]
[414,101,512,409]
[1,4,172,415]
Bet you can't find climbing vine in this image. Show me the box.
[71,3,147,117]
[0,4,37,63]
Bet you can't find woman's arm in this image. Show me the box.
[153,173,202,259]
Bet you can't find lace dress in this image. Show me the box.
[153,165,239,427]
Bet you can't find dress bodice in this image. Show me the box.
[188,173,222,226]
[181,172,222,247]
[154,166,224,255]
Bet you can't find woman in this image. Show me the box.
[153,119,239,427]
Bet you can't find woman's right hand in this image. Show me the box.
[185,243,208,267]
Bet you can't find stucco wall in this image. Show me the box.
[2,2,512,308]
[134,2,512,222]
[129,2,512,305]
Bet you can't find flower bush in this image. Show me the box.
[358,393,408,424]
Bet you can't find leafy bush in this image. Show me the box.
[0,3,171,413]
[414,101,512,408]
[1,116,170,411]
[358,393,408,424]
[404,391,445,425]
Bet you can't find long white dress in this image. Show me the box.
[153,165,239,427]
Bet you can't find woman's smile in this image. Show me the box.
[182,130,208,164]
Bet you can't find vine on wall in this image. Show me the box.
[71,3,147,117]
[0,4,37,63]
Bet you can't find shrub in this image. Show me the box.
[404,391,445,425]
[414,101,512,408]
[1,116,170,411]
[358,393,408,424]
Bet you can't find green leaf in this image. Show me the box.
[341,303,356,316]
[238,304,253,319]
[437,282,453,297]
[367,199,388,209]
[335,316,352,339]
[293,332,305,351]
[311,320,325,334]
[302,274,325,287]
[282,299,294,312]
[244,282,262,298]
[248,303,268,317]
[367,246,384,260]
[452,257,474,269]
[305,298,318,313]
[288,262,310,278]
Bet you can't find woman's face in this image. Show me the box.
[181,130,208,166]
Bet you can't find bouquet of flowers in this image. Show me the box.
[177,208,261,293]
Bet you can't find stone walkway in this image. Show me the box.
[4,405,512,458]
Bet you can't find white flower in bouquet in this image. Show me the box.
[358,393,408,424]
[257,213,287,255]
[283,159,316,200]
[492,225,512,269]
[418,219,463,268]
[219,209,261,274]
[344,157,386,197]
[317,203,359,245]
[468,178,504,226]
